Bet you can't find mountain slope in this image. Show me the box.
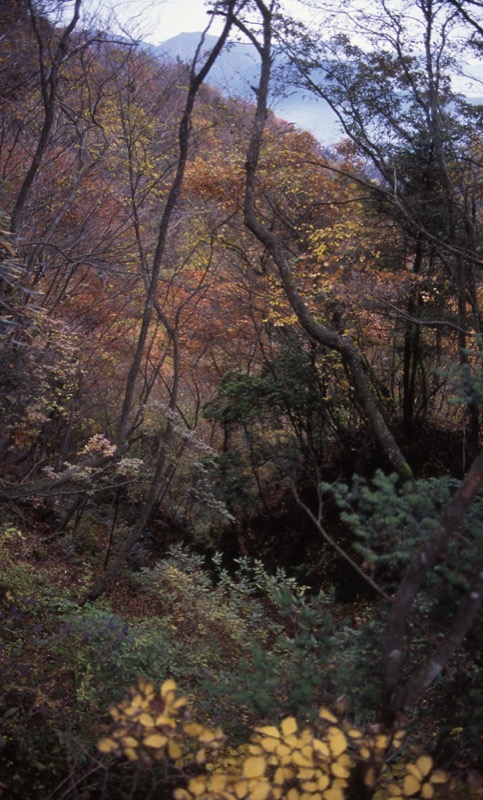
[153,33,340,143]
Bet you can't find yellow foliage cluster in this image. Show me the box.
[384,756,448,799]
[98,678,225,767]
[98,680,448,800]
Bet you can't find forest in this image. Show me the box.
[1,0,483,797]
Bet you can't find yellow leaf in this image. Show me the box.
[328,728,347,757]
[317,774,330,791]
[98,737,117,753]
[257,726,281,739]
[138,678,155,695]
[421,784,434,799]
[415,756,433,778]
[121,736,138,748]
[287,790,299,800]
[407,764,424,780]
[199,730,217,743]
[313,739,330,758]
[260,737,279,753]
[138,713,155,727]
[292,751,313,768]
[273,767,285,785]
[286,734,303,749]
[274,766,296,784]
[251,783,271,800]
[403,774,422,796]
[393,730,406,747]
[281,717,298,737]
[188,776,206,796]
[161,679,177,696]
[319,709,338,723]
[300,781,318,792]
[234,780,247,798]
[209,774,228,792]
[385,783,403,797]
[300,729,313,744]
[168,740,183,760]
[124,747,138,761]
[299,768,315,780]
[173,789,191,800]
[243,756,266,779]
[143,734,167,748]
[275,743,292,759]
[322,789,345,800]
[174,790,191,800]
[184,723,204,737]
[375,735,390,750]
[431,771,447,784]
[331,761,350,779]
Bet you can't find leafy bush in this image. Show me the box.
[98,678,449,800]
[323,471,483,760]
[131,547,338,736]
[202,339,335,513]
[324,471,483,617]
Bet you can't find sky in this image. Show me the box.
[81,0,313,44]
[108,0,223,43]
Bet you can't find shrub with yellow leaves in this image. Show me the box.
[98,678,225,768]
[98,681,448,800]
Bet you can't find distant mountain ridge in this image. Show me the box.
[154,33,259,96]
[151,33,340,144]
[150,33,483,145]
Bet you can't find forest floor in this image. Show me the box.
[0,507,482,799]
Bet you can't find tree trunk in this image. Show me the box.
[239,0,412,480]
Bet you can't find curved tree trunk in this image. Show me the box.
[239,0,412,480]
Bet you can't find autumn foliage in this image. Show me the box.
[1,1,483,798]
[98,679,448,800]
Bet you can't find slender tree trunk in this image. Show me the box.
[78,9,239,603]
[10,0,82,236]
[402,241,424,442]
[79,419,176,605]
[116,9,237,445]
